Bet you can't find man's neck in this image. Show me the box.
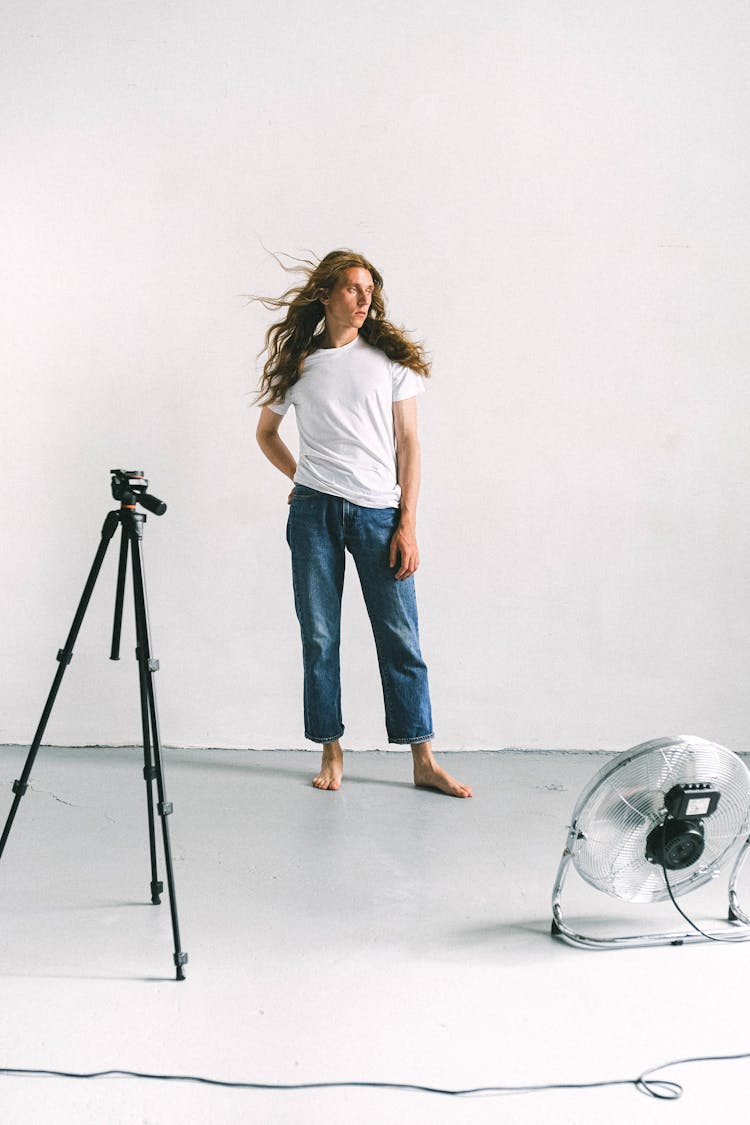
[320,326,358,349]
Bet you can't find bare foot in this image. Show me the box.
[412,744,472,798]
[313,742,343,791]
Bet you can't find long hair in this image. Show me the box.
[253,249,431,406]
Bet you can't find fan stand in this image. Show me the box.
[551,825,750,949]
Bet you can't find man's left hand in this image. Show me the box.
[389,523,420,580]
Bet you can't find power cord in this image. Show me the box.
[660,821,748,943]
[661,865,745,943]
[2,1051,750,1101]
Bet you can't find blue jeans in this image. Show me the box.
[286,485,434,745]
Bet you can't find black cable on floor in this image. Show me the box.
[0,1066,660,1098]
[2,1051,749,1101]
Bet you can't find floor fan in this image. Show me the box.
[551,736,750,948]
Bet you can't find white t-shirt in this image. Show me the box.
[268,334,425,508]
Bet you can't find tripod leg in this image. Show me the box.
[110,524,130,661]
[0,510,121,862]
[138,687,163,908]
[129,517,188,981]
[120,524,163,907]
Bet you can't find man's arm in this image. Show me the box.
[256,406,297,499]
[390,396,421,580]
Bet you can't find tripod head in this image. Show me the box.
[110,469,167,516]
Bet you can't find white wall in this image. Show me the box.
[2,0,749,752]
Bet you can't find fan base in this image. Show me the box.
[551,844,750,950]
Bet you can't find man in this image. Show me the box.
[256,250,471,798]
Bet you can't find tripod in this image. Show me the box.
[0,470,188,981]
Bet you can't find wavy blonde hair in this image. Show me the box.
[253,249,431,406]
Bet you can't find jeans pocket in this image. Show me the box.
[291,485,323,504]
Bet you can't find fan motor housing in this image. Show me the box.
[646,817,705,870]
[645,784,721,871]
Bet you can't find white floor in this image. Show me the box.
[1,746,749,1124]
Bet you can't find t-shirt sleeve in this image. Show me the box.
[391,363,426,402]
[267,399,290,416]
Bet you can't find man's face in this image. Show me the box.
[322,267,374,333]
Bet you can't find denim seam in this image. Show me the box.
[289,545,312,738]
[379,650,396,736]
[346,503,398,738]
[368,624,400,741]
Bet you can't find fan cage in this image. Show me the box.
[569,736,750,904]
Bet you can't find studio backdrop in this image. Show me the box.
[2,0,749,752]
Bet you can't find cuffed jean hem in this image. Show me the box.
[388,732,434,746]
[305,729,345,744]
